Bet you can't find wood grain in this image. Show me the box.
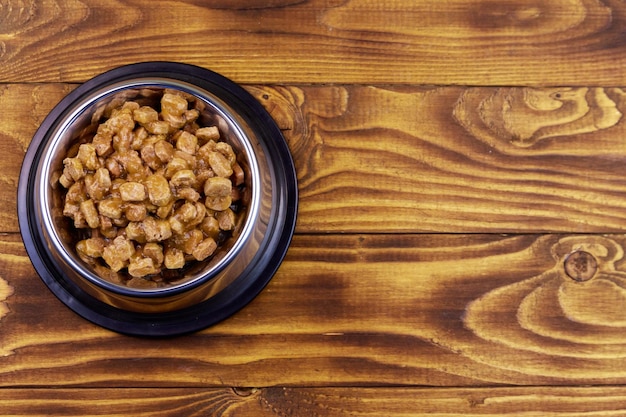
[2,0,626,85]
[1,386,626,416]
[5,232,626,387]
[7,0,626,414]
[6,83,626,234]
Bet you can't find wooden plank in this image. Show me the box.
[4,232,626,387]
[2,0,626,85]
[6,83,626,234]
[1,386,626,416]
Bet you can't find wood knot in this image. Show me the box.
[564,250,598,282]
[232,387,259,397]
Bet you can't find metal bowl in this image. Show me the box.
[18,62,298,336]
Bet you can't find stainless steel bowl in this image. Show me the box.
[18,62,298,336]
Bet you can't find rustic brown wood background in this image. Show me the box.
[3,0,626,415]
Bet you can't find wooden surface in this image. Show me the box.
[4,0,626,415]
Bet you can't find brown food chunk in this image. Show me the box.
[85,168,112,200]
[63,157,84,182]
[175,131,198,155]
[125,203,147,222]
[170,169,196,189]
[102,236,135,272]
[161,93,188,128]
[208,150,233,178]
[144,174,172,207]
[164,156,189,179]
[143,243,164,266]
[80,199,100,229]
[98,197,123,219]
[128,257,159,278]
[195,126,220,142]
[154,139,174,163]
[204,177,232,211]
[77,144,99,171]
[76,237,106,259]
[192,237,217,261]
[133,106,159,125]
[119,181,146,202]
[216,208,236,231]
[164,247,185,270]
[200,216,220,239]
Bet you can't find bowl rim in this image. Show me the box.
[18,61,298,336]
[39,77,263,298]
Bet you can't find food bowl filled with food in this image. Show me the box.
[18,62,298,336]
